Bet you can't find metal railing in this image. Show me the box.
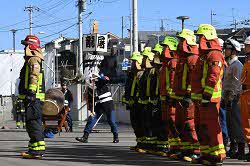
[108,84,125,104]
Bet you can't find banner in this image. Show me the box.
[83,34,108,52]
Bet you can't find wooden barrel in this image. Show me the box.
[42,88,65,116]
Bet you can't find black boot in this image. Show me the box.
[113,133,119,143]
[203,156,223,166]
[237,143,245,160]
[75,132,89,143]
[223,138,229,148]
[245,144,250,162]
[227,140,237,158]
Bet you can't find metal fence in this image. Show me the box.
[107,84,130,123]
[0,96,15,127]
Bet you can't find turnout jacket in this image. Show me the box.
[18,56,45,101]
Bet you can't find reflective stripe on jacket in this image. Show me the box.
[191,50,224,102]
[18,57,45,101]
[173,55,198,97]
[159,64,168,98]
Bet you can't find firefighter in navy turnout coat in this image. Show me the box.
[19,35,46,159]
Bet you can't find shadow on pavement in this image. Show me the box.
[44,144,195,166]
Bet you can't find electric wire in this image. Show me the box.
[40,23,77,39]
[0,17,77,33]
[40,12,92,39]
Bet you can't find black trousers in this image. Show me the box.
[136,103,146,138]
[150,102,162,139]
[16,112,26,126]
[130,101,138,138]
[144,104,153,137]
[25,100,45,155]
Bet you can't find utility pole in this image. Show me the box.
[132,0,138,52]
[10,29,17,53]
[122,16,124,40]
[160,19,165,32]
[76,0,86,121]
[232,8,237,31]
[121,16,125,59]
[129,16,133,55]
[9,29,16,98]
[211,10,216,26]
[234,20,237,31]
[130,0,133,54]
[24,5,39,35]
[78,0,86,75]
[89,19,94,33]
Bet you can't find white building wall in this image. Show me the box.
[0,53,24,96]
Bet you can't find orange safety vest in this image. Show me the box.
[241,59,250,90]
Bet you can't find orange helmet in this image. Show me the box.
[21,35,41,50]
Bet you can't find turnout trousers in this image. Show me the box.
[25,100,45,155]
[175,101,199,153]
[197,102,226,160]
[166,100,180,150]
[16,111,26,127]
[130,101,138,139]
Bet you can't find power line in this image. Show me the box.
[24,17,77,29]
[40,23,77,39]
[0,17,77,33]
[0,30,9,33]
[33,23,58,34]
[31,0,72,24]
[36,8,75,24]
[139,17,197,29]
[31,5,92,33]
[40,12,92,39]
[33,0,77,30]
[88,0,101,5]
[100,0,121,4]
[39,0,73,15]
[41,0,67,12]
[37,0,56,8]
[0,1,66,31]
[0,19,29,30]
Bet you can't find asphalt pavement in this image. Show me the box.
[0,121,249,166]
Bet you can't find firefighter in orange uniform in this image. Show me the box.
[171,29,200,162]
[240,36,250,161]
[159,36,180,156]
[191,24,226,165]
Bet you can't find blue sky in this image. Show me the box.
[0,0,249,50]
